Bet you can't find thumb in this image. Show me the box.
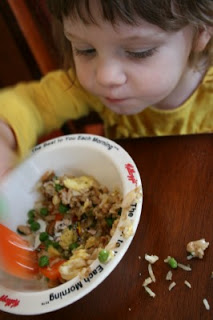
[0,144,17,180]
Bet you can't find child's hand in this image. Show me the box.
[0,121,17,178]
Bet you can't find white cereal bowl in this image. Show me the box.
[0,134,142,315]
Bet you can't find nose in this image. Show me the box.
[95,58,127,88]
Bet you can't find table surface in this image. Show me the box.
[1,134,213,320]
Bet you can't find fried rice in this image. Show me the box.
[17,171,124,288]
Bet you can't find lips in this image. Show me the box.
[104,97,127,104]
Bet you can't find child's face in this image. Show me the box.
[64,7,195,114]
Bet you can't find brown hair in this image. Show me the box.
[47,0,213,69]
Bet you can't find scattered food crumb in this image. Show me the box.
[148,263,156,282]
[164,257,191,271]
[168,257,178,269]
[184,280,192,288]
[128,308,132,311]
[139,272,142,276]
[164,256,171,263]
[143,277,153,287]
[203,298,210,310]
[168,281,176,291]
[186,239,209,259]
[145,254,159,264]
[144,286,156,298]
[186,255,194,260]
[164,256,178,268]
[142,241,210,310]
[166,270,173,281]
[177,263,192,271]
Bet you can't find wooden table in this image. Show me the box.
[1,134,213,319]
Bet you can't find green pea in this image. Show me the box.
[38,255,49,267]
[117,208,122,216]
[59,203,69,213]
[105,217,115,227]
[51,241,60,249]
[98,249,109,263]
[44,239,53,248]
[30,221,40,231]
[69,242,79,252]
[168,257,178,269]
[28,209,35,219]
[27,217,35,224]
[40,207,48,216]
[55,184,63,192]
[39,232,49,242]
[81,213,87,220]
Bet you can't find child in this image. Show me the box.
[0,0,212,177]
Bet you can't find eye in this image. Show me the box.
[73,48,96,57]
[126,48,157,59]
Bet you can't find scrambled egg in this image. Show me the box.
[59,249,90,280]
[59,228,77,250]
[120,220,134,239]
[47,246,61,258]
[85,236,98,249]
[63,176,95,191]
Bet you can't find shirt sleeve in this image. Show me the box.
[0,69,93,159]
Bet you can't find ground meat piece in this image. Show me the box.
[186,239,209,259]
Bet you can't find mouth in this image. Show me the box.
[104,97,128,104]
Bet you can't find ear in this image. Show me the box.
[193,26,212,52]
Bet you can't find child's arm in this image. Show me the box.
[0,69,97,165]
[0,120,17,178]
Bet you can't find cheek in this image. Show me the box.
[74,60,94,90]
[147,71,177,93]
[132,68,177,97]
[132,55,184,97]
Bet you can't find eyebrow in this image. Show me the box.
[120,35,161,42]
[64,32,83,41]
[65,31,163,43]
[118,29,167,42]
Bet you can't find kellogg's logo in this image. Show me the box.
[0,295,20,308]
[125,163,138,186]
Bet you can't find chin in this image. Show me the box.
[107,104,148,115]
[99,96,149,115]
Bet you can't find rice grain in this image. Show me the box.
[184,280,191,288]
[143,277,152,287]
[168,281,176,291]
[166,270,173,281]
[177,263,192,271]
[203,298,210,310]
[145,254,159,264]
[144,286,156,298]
[148,263,156,282]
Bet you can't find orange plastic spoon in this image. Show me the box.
[0,224,38,279]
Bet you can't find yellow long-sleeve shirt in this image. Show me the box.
[0,67,212,159]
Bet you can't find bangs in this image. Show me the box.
[47,0,188,31]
